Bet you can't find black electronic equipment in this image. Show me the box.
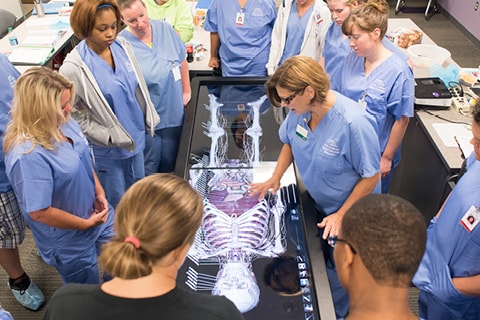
[414,77,452,109]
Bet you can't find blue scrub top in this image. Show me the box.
[79,40,145,159]
[331,52,414,167]
[413,152,480,313]
[322,22,408,80]
[119,20,185,130]
[5,119,110,264]
[204,0,277,76]
[322,22,349,80]
[278,2,314,66]
[279,92,380,214]
[0,54,20,193]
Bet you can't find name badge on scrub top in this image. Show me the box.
[296,124,308,140]
[236,11,245,25]
[172,65,181,82]
[460,205,480,232]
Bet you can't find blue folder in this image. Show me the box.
[32,2,65,15]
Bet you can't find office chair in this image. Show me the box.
[0,9,17,38]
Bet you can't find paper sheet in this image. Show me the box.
[252,162,295,186]
[432,123,471,147]
[22,34,59,47]
[454,135,474,158]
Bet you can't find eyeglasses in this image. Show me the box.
[279,92,298,105]
[327,236,357,254]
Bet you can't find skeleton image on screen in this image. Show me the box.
[202,93,267,167]
[186,94,287,313]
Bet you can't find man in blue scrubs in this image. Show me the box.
[413,101,480,320]
[204,0,277,76]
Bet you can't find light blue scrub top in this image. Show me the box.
[278,1,314,65]
[322,22,408,80]
[331,52,414,167]
[279,92,380,214]
[79,40,145,159]
[413,152,480,316]
[5,119,112,265]
[204,0,277,76]
[0,54,20,192]
[322,22,348,79]
[119,20,185,130]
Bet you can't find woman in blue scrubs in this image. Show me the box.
[118,0,190,174]
[204,0,277,77]
[330,0,414,193]
[321,0,359,79]
[4,67,114,285]
[321,0,409,81]
[60,0,159,207]
[248,56,381,319]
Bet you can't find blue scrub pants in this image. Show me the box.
[53,207,115,284]
[144,126,183,175]
[381,164,396,194]
[316,209,349,319]
[95,153,145,208]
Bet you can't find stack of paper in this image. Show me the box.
[8,46,54,65]
[7,29,60,65]
[22,30,60,47]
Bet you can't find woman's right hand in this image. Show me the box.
[248,177,281,201]
[87,208,108,228]
[208,57,220,69]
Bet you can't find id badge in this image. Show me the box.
[172,65,181,82]
[358,98,367,111]
[236,11,245,25]
[357,92,367,110]
[461,205,480,232]
[296,124,308,140]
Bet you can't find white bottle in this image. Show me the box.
[7,27,18,47]
[34,0,46,18]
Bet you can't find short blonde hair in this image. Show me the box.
[70,0,122,40]
[3,67,74,154]
[99,174,204,279]
[266,56,330,108]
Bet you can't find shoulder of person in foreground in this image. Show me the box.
[175,286,245,320]
[42,283,101,320]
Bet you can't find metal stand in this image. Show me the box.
[395,0,438,20]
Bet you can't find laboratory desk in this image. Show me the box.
[386,19,469,222]
[390,108,470,223]
[174,77,335,320]
[0,12,76,69]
